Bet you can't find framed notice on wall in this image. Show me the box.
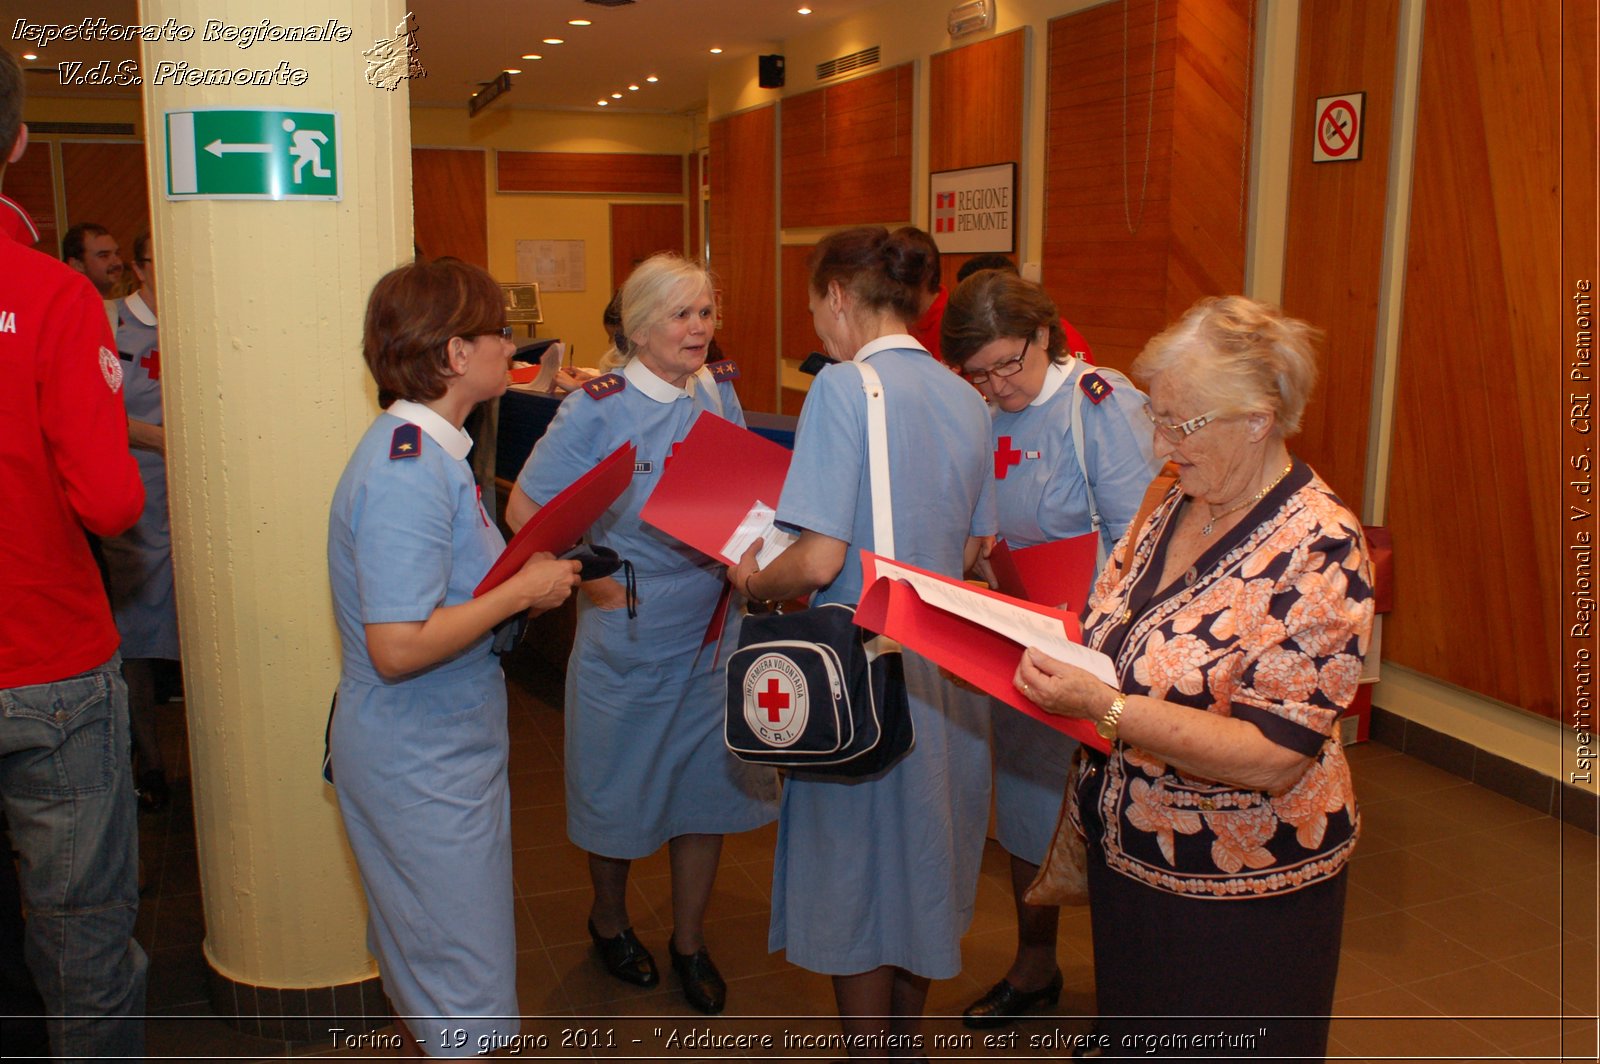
[515,239,586,292]
[929,163,1017,254]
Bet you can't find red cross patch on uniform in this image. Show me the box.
[389,422,422,459]
[707,359,740,382]
[1078,372,1113,404]
[583,373,626,400]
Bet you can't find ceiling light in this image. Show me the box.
[22,52,38,60]
[710,47,723,54]
[799,6,813,13]
[504,68,521,74]
[597,100,608,106]
[568,19,592,26]
[628,84,640,91]
[611,92,622,99]
[646,75,659,83]
[521,53,543,60]
[543,38,564,45]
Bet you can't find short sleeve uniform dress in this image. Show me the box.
[988,359,1156,865]
[101,292,179,661]
[516,359,778,859]
[327,400,518,1051]
[771,336,997,978]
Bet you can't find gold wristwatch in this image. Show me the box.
[1096,691,1128,742]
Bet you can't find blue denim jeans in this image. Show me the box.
[0,654,147,1061]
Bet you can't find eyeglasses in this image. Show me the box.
[963,337,1031,385]
[1143,402,1222,442]
[474,326,514,340]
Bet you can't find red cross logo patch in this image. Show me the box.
[993,436,1041,480]
[743,655,809,747]
[140,349,161,382]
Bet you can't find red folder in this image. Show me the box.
[639,411,792,565]
[507,363,540,385]
[988,533,1101,613]
[854,552,1109,752]
[473,441,636,597]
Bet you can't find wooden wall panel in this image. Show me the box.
[609,203,685,292]
[1278,0,1398,516]
[412,147,487,267]
[497,151,683,195]
[4,145,55,251]
[688,151,702,262]
[782,64,914,229]
[1386,0,1564,718]
[781,244,818,366]
[1042,0,1249,373]
[929,30,1026,288]
[60,141,148,272]
[709,107,778,413]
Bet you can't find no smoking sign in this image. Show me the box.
[1313,92,1365,163]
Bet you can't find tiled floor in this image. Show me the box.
[114,651,1598,1061]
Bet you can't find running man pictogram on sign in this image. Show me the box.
[1312,92,1365,163]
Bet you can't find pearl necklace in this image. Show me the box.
[1200,461,1293,536]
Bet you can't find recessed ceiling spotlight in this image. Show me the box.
[504,68,521,74]
[597,99,608,106]
[568,19,592,26]
[543,38,564,45]
[710,47,723,54]
[521,54,543,60]
[611,92,622,99]
[646,75,659,83]
[22,52,38,60]
[628,84,640,91]
[799,6,813,13]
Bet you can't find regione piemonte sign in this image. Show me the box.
[164,107,341,200]
[929,162,1016,254]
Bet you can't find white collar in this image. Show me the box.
[124,291,157,327]
[852,333,924,361]
[386,399,474,460]
[623,355,696,404]
[1029,356,1080,407]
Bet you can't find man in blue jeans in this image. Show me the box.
[0,46,150,1059]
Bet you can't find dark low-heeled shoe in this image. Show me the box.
[587,919,658,987]
[668,936,727,1015]
[961,969,1064,1029]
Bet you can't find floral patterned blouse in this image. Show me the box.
[1071,459,1374,899]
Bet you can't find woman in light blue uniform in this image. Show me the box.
[328,259,580,1057]
[940,269,1158,1028]
[507,254,778,1016]
[728,227,995,1045]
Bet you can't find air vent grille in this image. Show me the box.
[816,46,880,81]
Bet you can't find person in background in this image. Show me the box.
[507,254,778,1016]
[327,258,581,1057]
[102,232,176,811]
[1016,296,1373,1059]
[728,226,995,1051]
[953,253,1097,366]
[0,44,148,1060]
[940,269,1158,1028]
[895,225,949,359]
[62,221,125,299]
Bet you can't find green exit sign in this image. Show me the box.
[165,108,341,201]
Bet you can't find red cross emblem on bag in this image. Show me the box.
[743,656,809,747]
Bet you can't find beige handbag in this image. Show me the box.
[1023,756,1089,906]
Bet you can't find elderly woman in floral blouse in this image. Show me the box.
[1016,296,1373,1060]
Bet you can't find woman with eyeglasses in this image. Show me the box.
[1014,296,1373,1059]
[328,258,582,1056]
[507,254,778,1016]
[940,270,1158,1029]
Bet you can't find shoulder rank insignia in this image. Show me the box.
[389,422,422,460]
[583,372,626,400]
[707,359,740,382]
[1078,371,1113,405]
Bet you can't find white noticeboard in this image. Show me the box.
[929,162,1017,254]
[516,239,586,292]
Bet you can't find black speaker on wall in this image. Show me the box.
[758,54,786,88]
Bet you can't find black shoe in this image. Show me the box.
[668,935,727,1015]
[586,920,658,987]
[961,969,1063,1029]
[136,770,169,813]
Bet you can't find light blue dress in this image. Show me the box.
[517,359,778,859]
[770,337,997,979]
[327,401,517,1052]
[988,359,1158,864]
[101,293,178,660]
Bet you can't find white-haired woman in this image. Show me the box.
[507,254,778,1016]
[1015,296,1374,1059]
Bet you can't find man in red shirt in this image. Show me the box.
[0,46,148,1059]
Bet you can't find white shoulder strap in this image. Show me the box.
[855,359,894,560]
[694,366,724,417]
[1065,361,1108,570]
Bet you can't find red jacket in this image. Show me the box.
[1,195,145,686]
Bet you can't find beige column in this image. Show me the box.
[138,0,410,1030]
